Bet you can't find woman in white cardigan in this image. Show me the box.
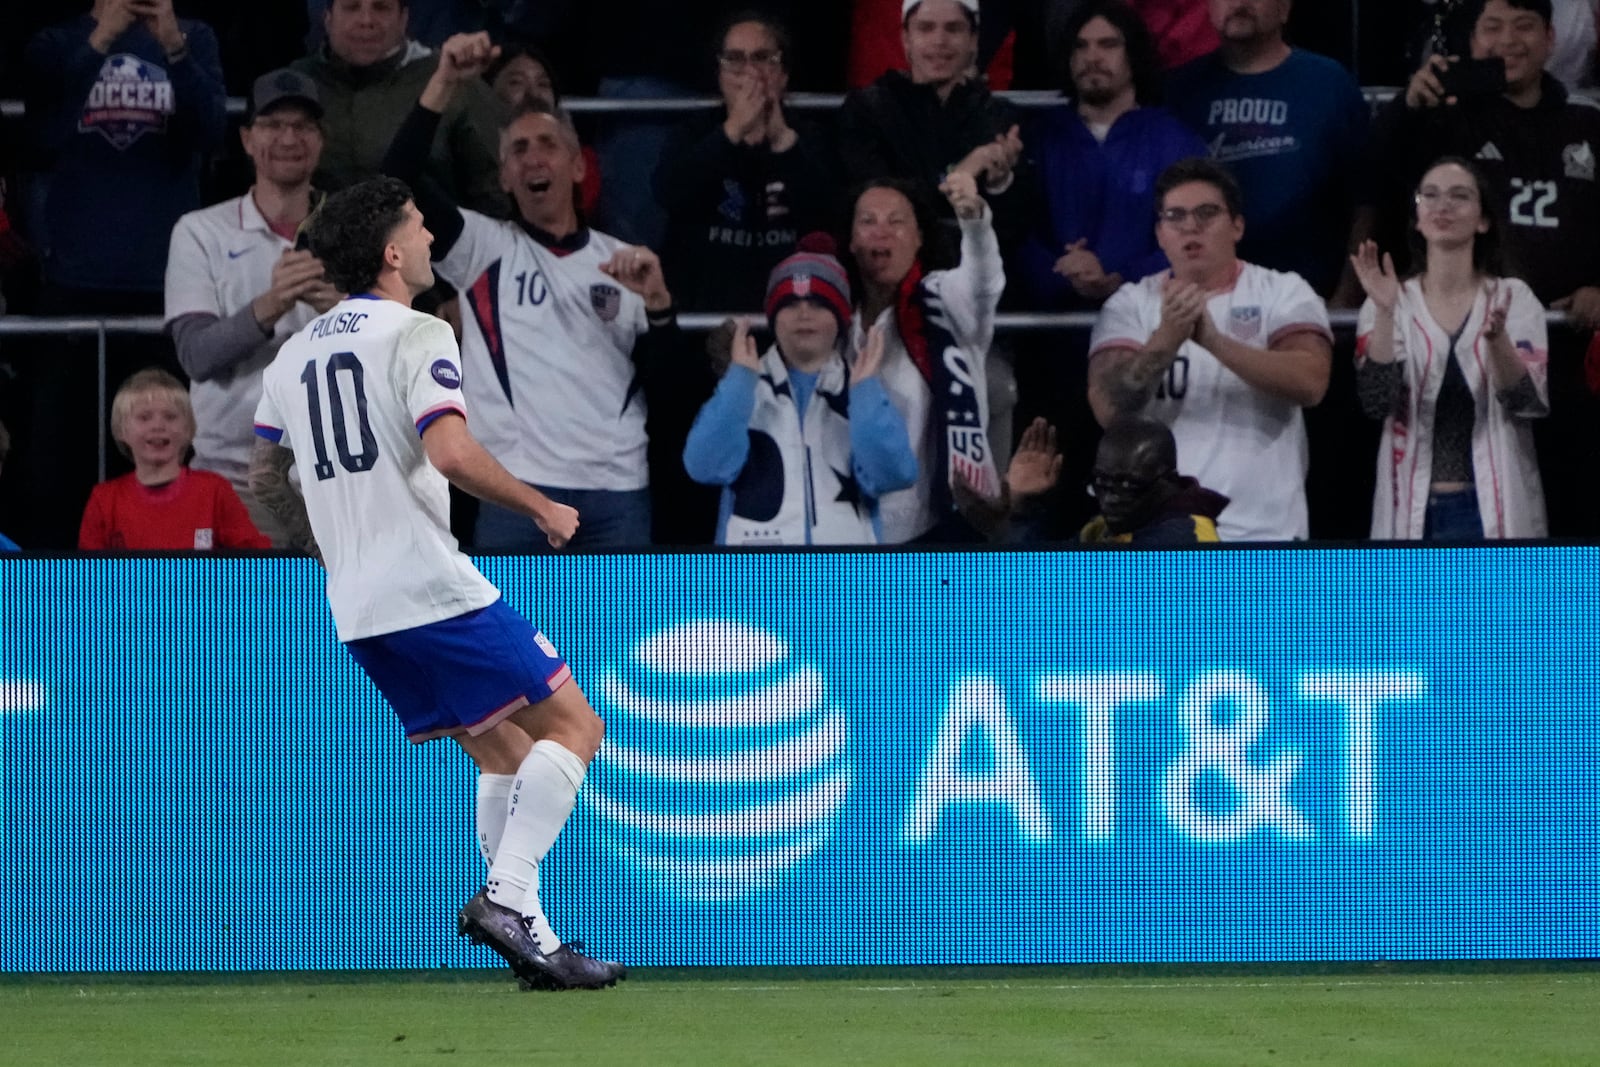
[1350,157,1549,540]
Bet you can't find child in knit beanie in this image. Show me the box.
[683,233,918,545]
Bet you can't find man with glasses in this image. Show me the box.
[1087,157,1332,541]
[654,12,839,313]
[164,70,341,544]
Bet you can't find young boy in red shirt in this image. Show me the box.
[78,369,269,551]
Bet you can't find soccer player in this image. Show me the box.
[246,176,623,991]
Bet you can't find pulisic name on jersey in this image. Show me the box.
[309,311,368,341]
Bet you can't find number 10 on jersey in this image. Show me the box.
[299,352,380,481]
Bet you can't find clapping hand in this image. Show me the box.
[1005,418,1063,503]
[1054,239,1123,302]
[729,317,761,370]
[853,324,886,381]
[1482,284,1513,341]
[1349,240,1401,312]
[1152,276,1207,352]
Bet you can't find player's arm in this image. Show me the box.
[1193,318,1332,408]
[247,438,322,563]
[421,413,579,548]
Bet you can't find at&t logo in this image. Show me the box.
[584,619,852,901]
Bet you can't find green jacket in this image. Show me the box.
[292,41,506,217]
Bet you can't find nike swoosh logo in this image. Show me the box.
[227,248,251,259]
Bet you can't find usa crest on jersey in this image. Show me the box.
[1229,305,1262,340]
[590,283,621,322]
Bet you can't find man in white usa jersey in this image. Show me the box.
[247,176,623,991]
[1088,157,1333,541]
[381,32,712,550]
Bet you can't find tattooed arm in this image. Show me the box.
[247,438,322,563]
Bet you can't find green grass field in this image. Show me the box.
[5,967,1597,1066]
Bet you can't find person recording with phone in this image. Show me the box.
[1371,0,1600,538]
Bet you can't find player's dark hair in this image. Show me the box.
[1051,0,1163,105]
[1466,0,1553,27]
[305,176,413,295]
[1409,155,1509,277]
[841,176,958,302]
[1155,157,1245,219]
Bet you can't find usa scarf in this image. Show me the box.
[894,262,1002,505]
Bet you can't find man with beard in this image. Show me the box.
[1017,0,1207,310]
[1166,0,1370,300]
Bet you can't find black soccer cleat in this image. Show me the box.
[514,935,627,992]
[457,889,546,983]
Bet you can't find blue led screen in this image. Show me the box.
[1,548,1596,972]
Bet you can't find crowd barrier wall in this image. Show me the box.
[1,546,1595,971]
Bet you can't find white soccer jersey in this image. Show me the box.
[255,295,498,641]
[165,194,318,490]
[1090,262,1332,541]
[435,212,650,490]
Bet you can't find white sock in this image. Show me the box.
[475,773,514,868]
[485,740,587,952]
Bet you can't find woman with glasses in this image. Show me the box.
[1350,156,1549,540]
[654,12,838,313]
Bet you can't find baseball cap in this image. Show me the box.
[249,69,323,122]
[902,0,980,23]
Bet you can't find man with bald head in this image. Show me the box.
[962,413,1229,542]
[1080,414,1229,542]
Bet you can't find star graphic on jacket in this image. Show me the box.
[820,385,850,419]
[765,373,792,399]
[833,465,864,511]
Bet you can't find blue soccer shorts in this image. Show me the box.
[344,597,573,743]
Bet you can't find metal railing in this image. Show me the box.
[0,87,1403,123]
[7,306,1573,484]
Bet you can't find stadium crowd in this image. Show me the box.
[0,0,1597,550]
